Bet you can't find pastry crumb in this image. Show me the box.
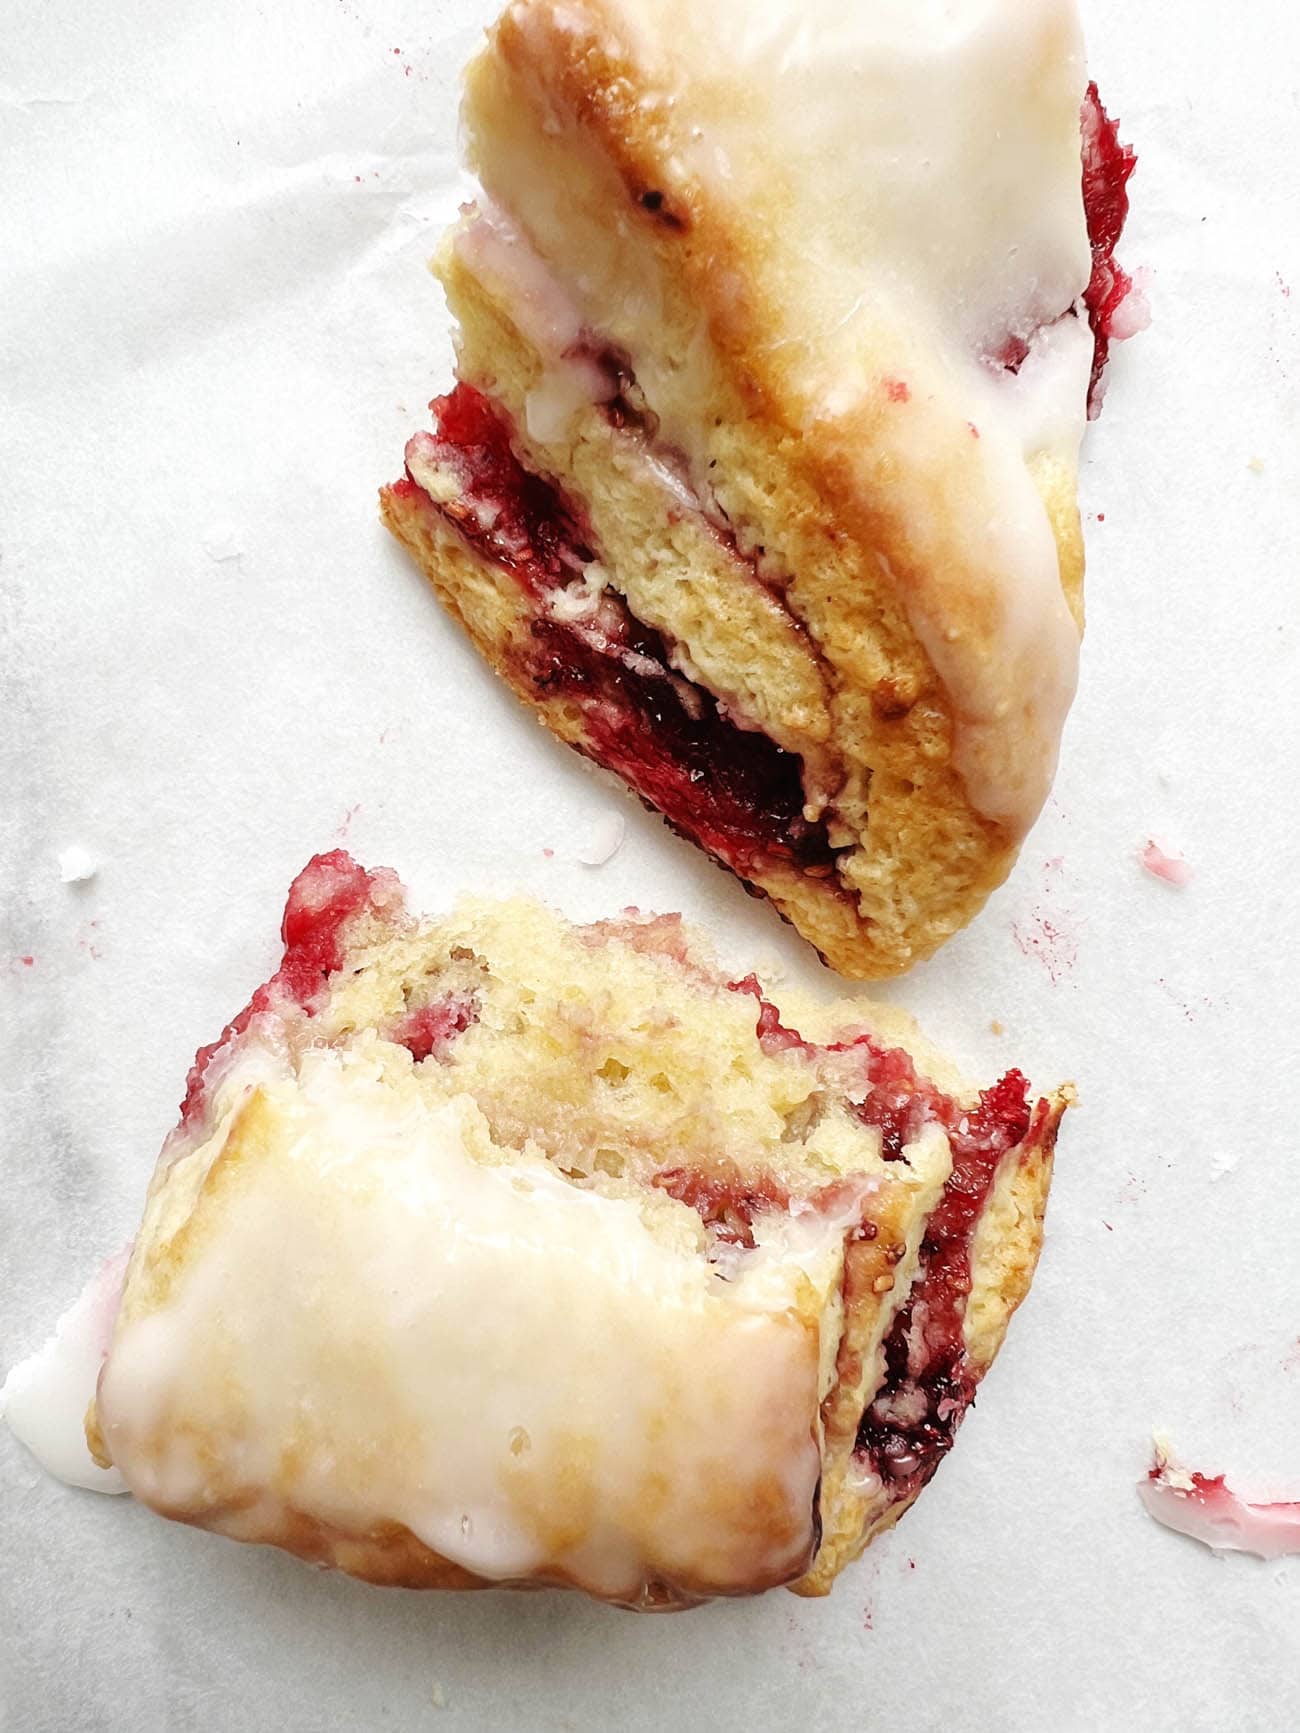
[58,846,98,884]
[1140,841,1191,887]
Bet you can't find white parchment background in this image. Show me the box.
[2,1,1298,1728]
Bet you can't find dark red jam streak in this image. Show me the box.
[1081,82,1138,415]
[652,1166,792,1249]
[401,385,840,884]
[728,975,1050,1503]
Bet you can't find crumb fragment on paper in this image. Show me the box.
[58,846,99,883]
[1140,841,1191,887]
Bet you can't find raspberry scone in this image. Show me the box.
[70,852,1068,1607]
[381,0,1139,979]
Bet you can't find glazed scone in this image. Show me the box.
[382,0,1139,978]
[72,852,1069,1607]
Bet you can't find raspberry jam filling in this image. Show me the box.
[397,385,842,884]
[1081,82,1138,415]
[728,977,1055,1506]
[179,851,387,1124]
[179,854,482,1124]
[857,1080,1052,1503]
[391,994,478,1062]
[652,1165,793,1249]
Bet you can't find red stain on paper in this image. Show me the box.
[1012,909,1079,983]
[1117,1171,1148,1206]
[1156,978,1213,1023]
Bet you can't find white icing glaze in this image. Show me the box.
[467,0,1096,832]
[96,1046,839,1599]
[457,202,611,409]
[1,1248,131,1494]
[606,0,1091,389]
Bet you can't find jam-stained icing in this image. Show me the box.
[1141,1440,1300,1560]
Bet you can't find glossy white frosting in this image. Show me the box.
[95,1045,839,1599]
[1,1249,130,1494]
[467,0,1096,833]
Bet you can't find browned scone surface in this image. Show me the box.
[381,0,1136,978]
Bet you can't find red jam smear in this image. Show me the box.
[728,976,1053,1504]
[1082,82,1139,415]
[405,384,597,581]
[857,1081,1048,1500]
[390,993,478,1062]
[652,1165,793,1248]
[179,851,390,1124]
[399,385,841,884]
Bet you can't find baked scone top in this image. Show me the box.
[467,0,1094,835]
[87,853,1067,1606]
